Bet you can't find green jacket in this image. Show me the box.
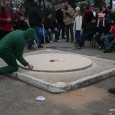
[0,28,37,66]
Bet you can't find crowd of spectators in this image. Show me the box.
[0,0,115,53]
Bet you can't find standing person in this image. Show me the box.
[63,0,75,42]
[28,1,43,49]
[55,4,65,39]
[0,28,36,75]
[14,7,24,22]
[97,7,106,27]
[83,5,94,24]
[0,0,15,39]
[74,7,82,49]
[106,6,114,32]
[90,5,97,20]
[103,22,115,53]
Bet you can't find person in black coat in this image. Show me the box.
[28,2,43,28]
[55,5,65,39]
[83,5,94,24]
[28,1,43,49]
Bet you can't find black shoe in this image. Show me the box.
[77,46,81,49]
[75,43,81,49]
[104,49,112,53]
[75,42,78,47]
[28,47,36,50]
[55,39,60,42]
[98,46,102,49]
[74,42,77,47]
[108,88,115,94]
[38,45,43,48]
[71,40,74,43]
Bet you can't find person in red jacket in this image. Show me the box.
[0,0,15,40]
[104,22,115,53]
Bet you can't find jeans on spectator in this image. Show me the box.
[93,34,105,47]
[104,34,114,49]
[35,26,42,46]
[75,30,82,46]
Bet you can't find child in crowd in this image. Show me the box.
[74,7,82,48]
[97,7,106,27]
[15,14,29,30]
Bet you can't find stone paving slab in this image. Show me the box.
[1,49,115,93]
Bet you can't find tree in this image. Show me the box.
[25,0,34,16]
[93,0,105,7]
[68,0,76,8]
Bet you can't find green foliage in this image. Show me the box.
[68,0,76,8]
[94,0,105,7]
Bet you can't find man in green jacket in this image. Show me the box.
[0,28,37,75]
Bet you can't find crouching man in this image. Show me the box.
[0,28,37,75]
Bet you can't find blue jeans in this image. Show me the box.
[35,26,42,45]
[104,34,114,49]
[93,34,105,47]
[75,30,81,45]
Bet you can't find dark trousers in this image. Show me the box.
[0,53,18,75]
[58,23,65,39]
[27,40,34,49]
[65,23,74,42]
[0,30,10,40]
[104,34,114,49]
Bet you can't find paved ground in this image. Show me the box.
[0,40,115,115]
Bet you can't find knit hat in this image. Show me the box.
[75,7,80,11]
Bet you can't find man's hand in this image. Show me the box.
[96,32,99,35]
[48,29,52,32]
[7,18,11,22]
[28,64,34,70]
[54,28,58,31]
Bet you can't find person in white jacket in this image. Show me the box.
[74,8,83,48]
